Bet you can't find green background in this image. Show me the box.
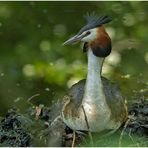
[0,1,147,115]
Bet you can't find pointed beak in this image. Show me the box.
[63,34,83,45]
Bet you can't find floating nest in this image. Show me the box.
[0,98,148,147]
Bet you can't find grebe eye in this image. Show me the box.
[86,31,91,35]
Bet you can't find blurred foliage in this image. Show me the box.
[0,1,148,115]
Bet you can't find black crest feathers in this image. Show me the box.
[78,12,112,35]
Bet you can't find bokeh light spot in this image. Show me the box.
[102,64,113,75]
[45,88,50,91]
[106,27,115,40]
[0,5,11,18]
[53,24,66,37]
[144,52,148,64]
[106,50,121,66]
[0,73,5,77]
[22,64,36,77]
[123,13,136,26]
[40,40,51,51]
[67,77,80,88]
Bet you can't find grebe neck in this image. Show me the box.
[82,49,105,104]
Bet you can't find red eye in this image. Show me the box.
[86,31,91,35]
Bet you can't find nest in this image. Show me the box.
[0,98,148,147]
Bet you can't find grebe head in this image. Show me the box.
[63,14,112,57]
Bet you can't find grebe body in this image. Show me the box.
[62,49,127,132]
[62,15,128,132]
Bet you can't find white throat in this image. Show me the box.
[82,49,105,104]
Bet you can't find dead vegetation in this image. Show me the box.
[0,98,148,147]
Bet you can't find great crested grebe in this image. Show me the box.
[61,14,128,132]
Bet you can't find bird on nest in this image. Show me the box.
[48,13,128,146]
[62,13,128,132]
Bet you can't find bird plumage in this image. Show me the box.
[62,13,128,132]
[63,77,127,126]
[48,14,127,146]
[90,26,111,57]
[78,14,112,35]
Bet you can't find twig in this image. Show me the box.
[27,93,40,102]
[50,115,61,126]
[72,131,76,148]
[82,105,94,146]
[118,114,134,147]
[129,129,139,147]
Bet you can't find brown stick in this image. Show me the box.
[72,131,76,148]
[27,94,40,102]
[118,114,134,147]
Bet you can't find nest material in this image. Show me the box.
[0,108,31,147]
[125,99,148,136]
[0,98,148,147]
